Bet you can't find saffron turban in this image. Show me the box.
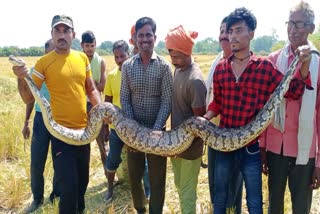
[165,25,198,56]
[129,25,135,45]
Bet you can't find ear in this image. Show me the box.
[248,30,255,40]
[309,23,315,34]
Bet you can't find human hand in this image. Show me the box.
[296,45,312,79]
[12,65,29,79]
[310,167,320,189]
[296,45,312,63]
[9,56,28,79]
[22,120,31,139]
[260,148,269,175]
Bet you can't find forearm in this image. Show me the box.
[25,101,35,121]
[96,83,105,93]
[88,89,101,107]
[17,78,34,104]
[153,101,171,130]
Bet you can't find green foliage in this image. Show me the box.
[270,40,286,52]
[99,41,113,54]
[309,33,320,50]
[193,37,220,54]
[252,35,277,53]
[155,41,167,54]
[71,38,81,51]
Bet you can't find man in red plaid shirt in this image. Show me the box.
[203,7,313,214]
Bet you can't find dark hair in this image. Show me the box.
[135,17,156,34]
[221,16,228,24]
[81,30,96,43]
[44,39,52,50]
[226,7,257,31]
[112,40,129,53]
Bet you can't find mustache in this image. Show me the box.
[58,39,67,43]
[219,38,229,42]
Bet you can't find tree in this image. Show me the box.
[72,38,81,51]
[99,41,113,54]
[193,37,219,54]
[155,41,167,54]
[252,35,277,54]
[270,40,286,52]
[309,24,320,50]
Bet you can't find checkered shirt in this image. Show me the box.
[120,52,173,130]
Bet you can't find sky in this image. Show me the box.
[1,0,319,48]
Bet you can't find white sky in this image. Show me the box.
[1,0,319,48]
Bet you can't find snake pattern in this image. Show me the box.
[9,51,319,155]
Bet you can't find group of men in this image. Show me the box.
[12,1,319,214]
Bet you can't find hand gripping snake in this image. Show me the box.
[9,50,319,155]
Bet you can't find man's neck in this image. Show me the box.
[55,49,70,55]
[233,49,251,62]
[223,50,232,59]
[140,51,153,64]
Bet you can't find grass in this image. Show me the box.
[0,55,319,213]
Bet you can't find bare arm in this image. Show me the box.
[86,76,101,106]
[95,59,106,92]
[193,106,206,117]
[22,101,34,139]
[13,65,35,104]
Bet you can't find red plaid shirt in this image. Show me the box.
[208,54,307,130]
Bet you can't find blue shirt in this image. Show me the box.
[30,67,50,112]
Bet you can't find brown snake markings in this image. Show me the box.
[9,51,319,155]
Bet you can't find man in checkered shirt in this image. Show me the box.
[203,7,313,214]
[120,17,173,214]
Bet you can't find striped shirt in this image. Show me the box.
[120,52,173,130]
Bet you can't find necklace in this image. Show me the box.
[233,54,250,62]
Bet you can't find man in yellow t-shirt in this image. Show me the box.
[12,15,101,213]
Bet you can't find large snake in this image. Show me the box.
[9,51,319,154]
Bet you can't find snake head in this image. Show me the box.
[9,55,26,66]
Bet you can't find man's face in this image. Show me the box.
[51,24,75,52]
[113,48,130,70]
[168,50,188,70]
[219,22,231,52]
[136,24,156,53]
[81,42,96,58]
[228,21,253,53]
[287,10,314,49]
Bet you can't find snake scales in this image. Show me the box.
[9,51,319,154]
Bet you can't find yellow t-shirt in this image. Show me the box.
[33,50,92,129]
[104,67,121,129]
